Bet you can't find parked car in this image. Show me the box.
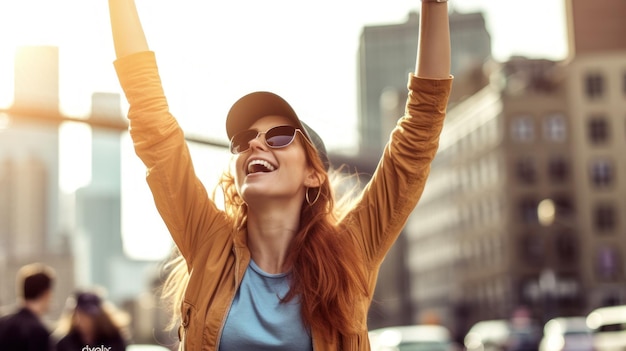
[464,319,511,351]
[586,305,626,351]
[539,317,593,351]
[369,324,456,351]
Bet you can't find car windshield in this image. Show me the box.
[396,341,450,351]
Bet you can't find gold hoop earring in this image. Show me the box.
[305,187,321,206]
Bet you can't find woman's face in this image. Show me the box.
[234,115,318,207]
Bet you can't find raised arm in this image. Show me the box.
[345,0,452,265]
[107,0,230,266]
[108,0,150,58]
[416,0,451,79]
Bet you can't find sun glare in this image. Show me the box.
[0,47,14,108]
[59,121,92,193]
[0,2,59,108]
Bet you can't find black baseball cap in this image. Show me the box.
[75,292,102,315]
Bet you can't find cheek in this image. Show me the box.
[288,150,311,177]
[232,158,245,188]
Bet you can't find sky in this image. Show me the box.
[0,0,569,260]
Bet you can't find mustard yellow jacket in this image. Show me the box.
[114,51,452,351]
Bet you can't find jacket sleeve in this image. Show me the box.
[344,74,452,266]
[114,51,230,266]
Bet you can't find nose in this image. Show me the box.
[247,132,268,151]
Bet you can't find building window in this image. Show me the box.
[520,234,544,264]
[548,156,569,183]
[585,72,605,99]
[587,116,610,145]
[515,157,536,184]
[518,198,538,223]
[555,230,577,263]
[596,246,621,281]
[589,159,614,188]
[511,116,534,142]
[593,203,616,232]
[552,194,575,218]
[544,113,567,142]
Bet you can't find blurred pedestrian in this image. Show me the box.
[505,306,541,351]
[55,291,128,351]
[107,0,452,349]
[0,262,56,351]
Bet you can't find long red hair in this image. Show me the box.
[161,133,369,340]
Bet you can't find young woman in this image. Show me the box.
[55,291,128,351]
[108,0,452,350]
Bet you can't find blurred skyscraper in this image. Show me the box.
[357,10,492,158]
[73,92,157,302]
[0,46,74,320]
[0,46,157,323]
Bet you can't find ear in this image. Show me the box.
[304,168,323,188]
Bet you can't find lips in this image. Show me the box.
[246,159,277,174]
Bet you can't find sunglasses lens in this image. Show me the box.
[230,126,299,154]
[265,126,297,148]
[230,129,258,154]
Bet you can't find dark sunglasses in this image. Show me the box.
[230,125,307,154]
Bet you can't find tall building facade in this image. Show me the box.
[407,0,626,340]
[73,91,157,302]
[0,46,156,320]
[0,46,74,319]
[565,0,626,307]
[411,58,580,339]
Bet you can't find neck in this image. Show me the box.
[23,299,46,317]
[246,200,303,274]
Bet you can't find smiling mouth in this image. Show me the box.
[247,159,276,175]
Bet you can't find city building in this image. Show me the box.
[0,46,157,324]
[407,0,626,340]
[565,0,626,308]
[73,91,158,302]
[410,57,579,338]
[0,46,74,319]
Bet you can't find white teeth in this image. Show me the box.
[247,159,276,173]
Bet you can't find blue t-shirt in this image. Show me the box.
[219,260,313,351]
